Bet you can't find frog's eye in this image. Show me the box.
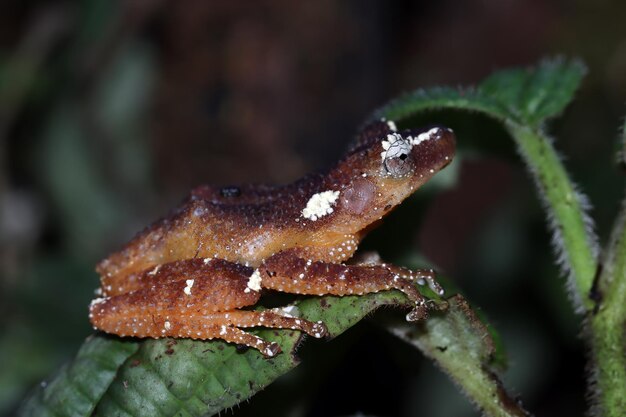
[381,133,413,177]
[383,153,412,177]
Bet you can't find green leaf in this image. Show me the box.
[18,336,138,417]
[21,291,411,417]
[21,288,509,417]
[387,296,530,417]
[375,57,586,127]
[479,58,586,125]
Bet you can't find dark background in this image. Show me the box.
[1,1,625,416]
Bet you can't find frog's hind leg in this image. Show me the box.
[90,285,327,357]
[260,251,439,321]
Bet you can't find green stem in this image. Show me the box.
[505,123,598,312]
[588,199,626,416]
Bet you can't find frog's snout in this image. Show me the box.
[428,126,456,163]
[408,125,456,173]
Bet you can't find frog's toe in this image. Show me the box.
[405,298,449,321]
[428,298,449,312]
[311,321,328,338]
[263,342,282,357]
[405,307,429,322]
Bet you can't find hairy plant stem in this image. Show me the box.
[587,197,626,416]
[505,123,597,312]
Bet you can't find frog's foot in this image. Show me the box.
[406,301,429,322]
[206,325,282,358]
[219,310,328,339]
[405,298,449,322]
[376,264,443,296]
[351,254,444,297]
[202,310,327,357]
[178,310,328,357]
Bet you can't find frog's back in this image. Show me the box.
[96,173,339,282]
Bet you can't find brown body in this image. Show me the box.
[90,120,456,356]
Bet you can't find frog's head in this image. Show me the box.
[325,120,456,234]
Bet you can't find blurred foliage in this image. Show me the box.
[1,1,626,416]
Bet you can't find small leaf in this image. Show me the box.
[479,57,586,125]
[18,336,138,417]
[375,57,586,127]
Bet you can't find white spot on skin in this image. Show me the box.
[90,297,108,307]
[183,279,194,295]
[203,258,212,265]
[147,265,160,276]
[246,269,262,292]
[164,321,171,331]
[380,127,443,162]
[410,127,442,146]
[381,117,398,132]
[301,190,340,221]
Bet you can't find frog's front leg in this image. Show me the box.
[350,251,444,297]
[259,251,442,321]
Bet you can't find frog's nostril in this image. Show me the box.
[429,126,456,159]
[429,126,455,142]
